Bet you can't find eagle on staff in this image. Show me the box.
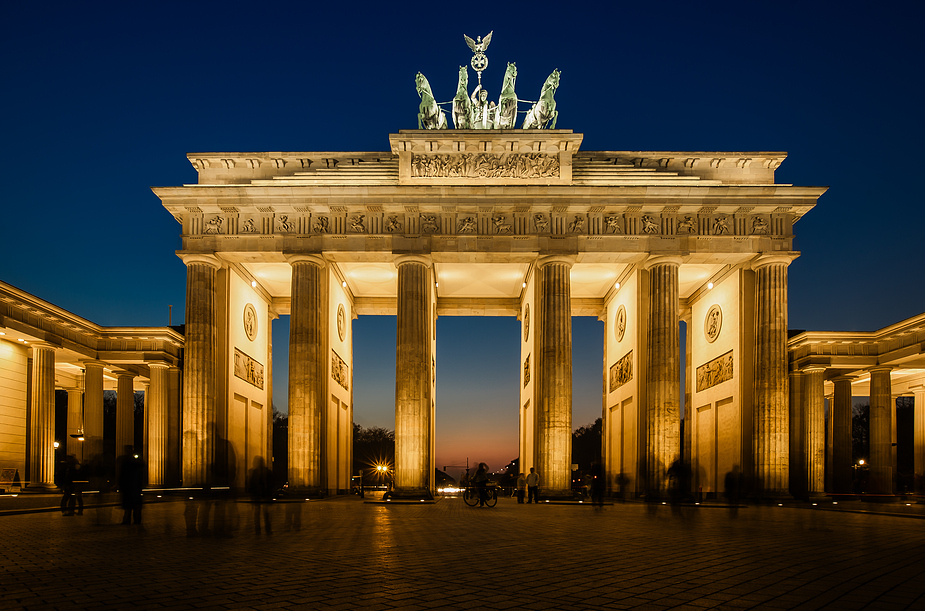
[464,31,492,86]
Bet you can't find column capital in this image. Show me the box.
[536,254,576,269]
[29,341,58,351]
[178,252,222,269]
[800,365,827,374]
[393,254,432,268]
[750,254,796,270]
[868,365,894,375]
[642,255,682,270]
[146,361,171,371]
[79,359,107,369]
[286,253,326,268]
[111,369,135,379]
[831,374,855,383]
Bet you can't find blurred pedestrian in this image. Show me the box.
[473,463,489,507]
[118,446,145,525]
[515,472,526,504]
[590,461,604,507]
[248,456,274,534]
[60,455,83,516]
[526,467,539,504]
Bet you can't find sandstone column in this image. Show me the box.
[533,256,574,498]
[914,386,925,494]
[831,376,854,493]
[66,387,83,460]
[643,256,681,498]
[803,367,826,496]
[753,255,791,495]
[789,369,805,497]
[181,253,221,487]
[146,362,170,487]
[825,391,834,492]
[80,360,105,462]
[115,371,135,455]
[393,255,434,498]
[868,366,893,495]
[29,343,56,488]
[288,254,327,492]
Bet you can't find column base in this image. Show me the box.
[537,489,578,502]
[384,488,434,501]
[284,487,325,499]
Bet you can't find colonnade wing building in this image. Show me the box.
[154,130,825,498]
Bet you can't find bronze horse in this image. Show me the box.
[523,69,560,129]
[452,66,472,129]
[494,62,518,129]
[416,72,447,130]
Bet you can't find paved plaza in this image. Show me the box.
[2,494,924,610]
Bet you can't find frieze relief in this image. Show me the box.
[609,351,633,392]
[234,348,264,390]
[696,350,733,392]
[332,350,349,390]
[193,209,782,239]
[411,153,560,179]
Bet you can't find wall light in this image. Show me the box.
[435,282,439,287]
[53,441,60,449]
[522,282,527,288]
[615,282,621,290]
[342,281,347,288]
[0,332,5,336]
[707,282,714,289]
[251,280,257,288]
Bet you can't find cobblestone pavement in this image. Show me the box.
[2,495,925,610]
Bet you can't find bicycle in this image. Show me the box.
[463,485,497,507]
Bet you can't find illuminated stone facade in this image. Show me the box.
[0,280,182,490]
[155,129,826,498]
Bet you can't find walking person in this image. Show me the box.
[248,456,274,534]
[515,472,526,503]
[473,463,490,507]
[59,455,83,516]
[526,467,539,504]
[118,446,145,525]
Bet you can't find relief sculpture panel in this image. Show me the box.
[609,351,633,392]
[696,350,733,392]
[234,348,264,390]
[411,153,559,179]
[332,350,349,390]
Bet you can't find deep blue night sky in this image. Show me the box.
[3,1,922,469]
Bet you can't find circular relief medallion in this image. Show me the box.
[337,304,346,342]
[704,304,722,343]
[615,305,626,343]
[523,304,530,342]
[243,303,258,341]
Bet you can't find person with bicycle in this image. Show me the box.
[473,463,490,507]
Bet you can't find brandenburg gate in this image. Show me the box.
[154,128,824,499]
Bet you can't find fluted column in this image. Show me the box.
[81,360,105,461]
[644,256,681,498]
[393,255,434,497]
[66,387,83,459]
[831,376,854,493]
[803,367,826,496]
[29,343,56,488]
[534,256,574,497]
[868,367,893,495]
[914,386,925,494]
[288,254,326,491]
[115,371,135,455]
[146,362,169,486]
[181,253,221,487]
[753,255,791,495]
[789,370,805,497]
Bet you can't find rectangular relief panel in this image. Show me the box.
[233,348,264,390]
[609,350,633,392]
[696,350,733,392]
[331,350,349,390]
